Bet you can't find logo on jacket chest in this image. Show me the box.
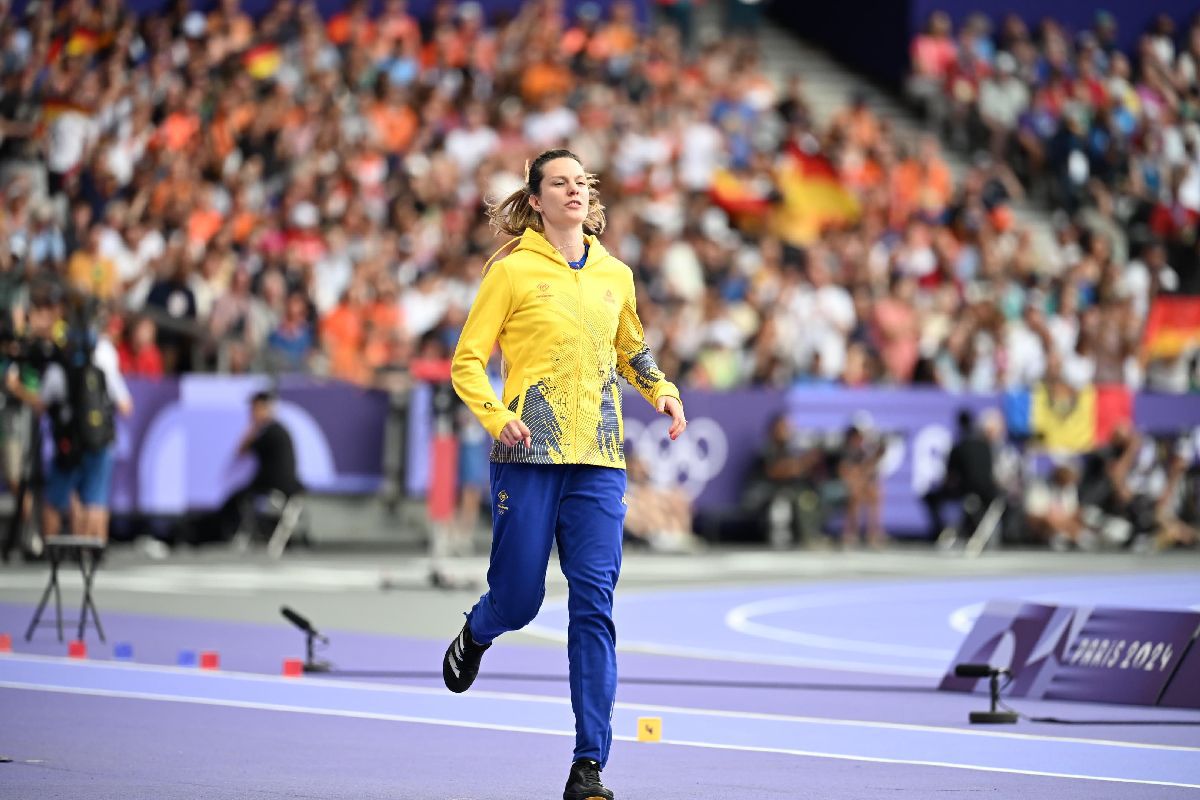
[536,282,554,300]
[604,289,616,305]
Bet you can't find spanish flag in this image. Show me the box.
[1142,296,1200,359]
[1005,383,1133,454]
[243,43,282,80]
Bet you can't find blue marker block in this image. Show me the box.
[113,642,134,661]
[176,650,197,667]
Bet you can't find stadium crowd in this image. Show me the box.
[2,0,1196,396]
[908,8,1200,392]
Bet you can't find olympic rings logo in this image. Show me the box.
[623,416,729,498]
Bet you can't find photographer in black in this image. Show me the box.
[203,390,304,547]
[5,290,133,547]
[922,408,998,542]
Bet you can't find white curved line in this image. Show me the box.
[724,594,956,660]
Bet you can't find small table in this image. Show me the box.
[25,536,106,643]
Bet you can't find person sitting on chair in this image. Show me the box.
[211,391,304,545]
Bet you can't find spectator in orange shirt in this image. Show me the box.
[378,0,420,55]
[916,135,954,213]
[602,0,640,59]
[67,225,119,301]
[367,82,419,155]
[156,86,202,153]
[520,46,573,106]
[322,285,369,384]
[327,0,376,48]
[832,93,882,151]
[187,192,224,248]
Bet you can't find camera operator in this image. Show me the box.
[5,296,133,547]
[742,413,826,548]
[0,301,44,538]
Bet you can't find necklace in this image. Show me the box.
[551,239,584,260]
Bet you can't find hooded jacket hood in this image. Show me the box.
[484,228,610,275]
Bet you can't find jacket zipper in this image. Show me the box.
[573,269,584,462]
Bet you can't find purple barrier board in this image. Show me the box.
[44,372,1200,522]
[401,386,1200,534]
[1158,637,1200,710]
[941,601,1200,709]
[785,388,1000,534]
[111,376,387,514]
[1043,607,1200,706]
[624,387,1002,533]
[621,388,786,513]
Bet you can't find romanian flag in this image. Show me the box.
[1005,383,1133,454]
[243,43,282,80]
[770,150,860,245]
[1142,296,1200,359]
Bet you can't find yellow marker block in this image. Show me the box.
[637,716,662,742]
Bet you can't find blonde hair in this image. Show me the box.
[487,148,606,237]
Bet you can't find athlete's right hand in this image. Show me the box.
[499,419,532,448]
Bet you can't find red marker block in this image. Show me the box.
[0,633,12,653]
[199,651,220,670]
[282,658,304,677]
[67,640,87,659]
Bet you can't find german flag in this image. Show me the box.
[770,148,861,245]
[65,28,101,57]
[243,42,282,80]
[48,28,102,61]
[1142,296,1200,359]
[710,169,772,215]
[41,97,90,124]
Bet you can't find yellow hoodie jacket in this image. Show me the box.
[451,227,680,468]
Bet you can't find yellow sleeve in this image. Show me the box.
[452,261,517,439]
[615,274,680,407]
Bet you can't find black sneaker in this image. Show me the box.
[442,621,489,693]
[563,758,614,800]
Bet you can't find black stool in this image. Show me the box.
[25,536,106,643]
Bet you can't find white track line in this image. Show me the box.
[2,653,1196,753]
[3,680,1198,791]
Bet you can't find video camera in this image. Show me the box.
[0,283,103,375]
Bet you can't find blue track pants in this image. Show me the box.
[466,462,627,766]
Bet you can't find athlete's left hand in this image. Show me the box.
[656,396,686,441]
